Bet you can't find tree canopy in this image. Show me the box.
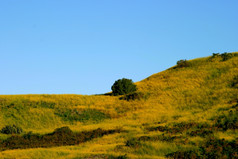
[111,78,137,96]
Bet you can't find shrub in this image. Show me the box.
[51,126,73,136]
[111,78,137,96]
[210,52,234,61]
[209,53,221,61]
[176,59,189,68]
[221,52,233,61]
[212,53,220,57]
[0,125,23,134]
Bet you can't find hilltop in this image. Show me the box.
[0,52,237,158]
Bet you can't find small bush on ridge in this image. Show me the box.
[221,52,233,61]
[176,59,189,68]
[210,52,234,61]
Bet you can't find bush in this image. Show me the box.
[0,125,23,134]
[221,52,233,61]
[111,78,137,96]
[210,52,234,61]
[212,53,220,57]
[176,59,189,68]
[51,126,73,136]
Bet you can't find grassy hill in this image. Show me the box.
[0,52,237,158]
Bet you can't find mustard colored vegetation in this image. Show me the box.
[0,52,238,159]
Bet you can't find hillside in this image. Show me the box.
[0,52,237,159]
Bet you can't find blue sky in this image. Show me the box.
[0,0,237,95]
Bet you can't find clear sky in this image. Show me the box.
[0,0,237,95]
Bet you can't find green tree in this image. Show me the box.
[111,78,137,95]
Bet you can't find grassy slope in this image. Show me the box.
[0,52,237,158]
